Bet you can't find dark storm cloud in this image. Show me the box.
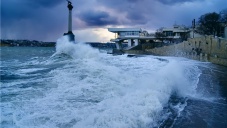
[126,11,148,24]
[1,0,64,21]
[27,0,63,8]
[127,0,141,2]
[158,0,203,5]
[1,0,227,42]
[1,0,67,41]
[78,10,118,26]
[96,0,226,28]
[96,0,149,26]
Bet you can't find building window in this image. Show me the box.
[165,31,173,36]
[175,33,180,36]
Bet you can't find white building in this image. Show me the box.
[161,25,190,39]
[108,28,155,50]
[108,28,142,38]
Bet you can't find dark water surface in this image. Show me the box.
[172,64,227,128]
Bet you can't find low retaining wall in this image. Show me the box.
[144,36,227,66]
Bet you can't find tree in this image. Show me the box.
[155,28,166,42]
[155,32,166,38]
[220,9,227,23]
[197,12,221,36]
[141,31,149,36]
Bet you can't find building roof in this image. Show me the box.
[162,28,173,31]
[173,29,188,33]
[108,28,142,33]
[161,25,190,33]
[162,28,189,33]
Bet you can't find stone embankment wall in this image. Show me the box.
[145,36,227,66]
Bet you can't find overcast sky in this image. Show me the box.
[1,0,227,42]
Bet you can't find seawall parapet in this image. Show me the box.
[144,36,227,66]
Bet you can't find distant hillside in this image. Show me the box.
[0,39,120,49]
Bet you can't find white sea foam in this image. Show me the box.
[55,36,100,59]
[17,68,47,74]
[10,36,204,128]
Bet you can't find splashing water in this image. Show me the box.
[54,36,100,59]
[1,36,225,128]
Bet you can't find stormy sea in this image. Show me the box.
[1,36,227,128]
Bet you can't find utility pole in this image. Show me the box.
[192,19,195,38]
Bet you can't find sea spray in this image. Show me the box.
[55,36,99,59]
[3,37,211,128]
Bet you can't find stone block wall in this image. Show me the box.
[187,36,227,59]
[145,36,227,66]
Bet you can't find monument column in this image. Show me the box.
[67,1,73,33]
[64,0,75,42]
